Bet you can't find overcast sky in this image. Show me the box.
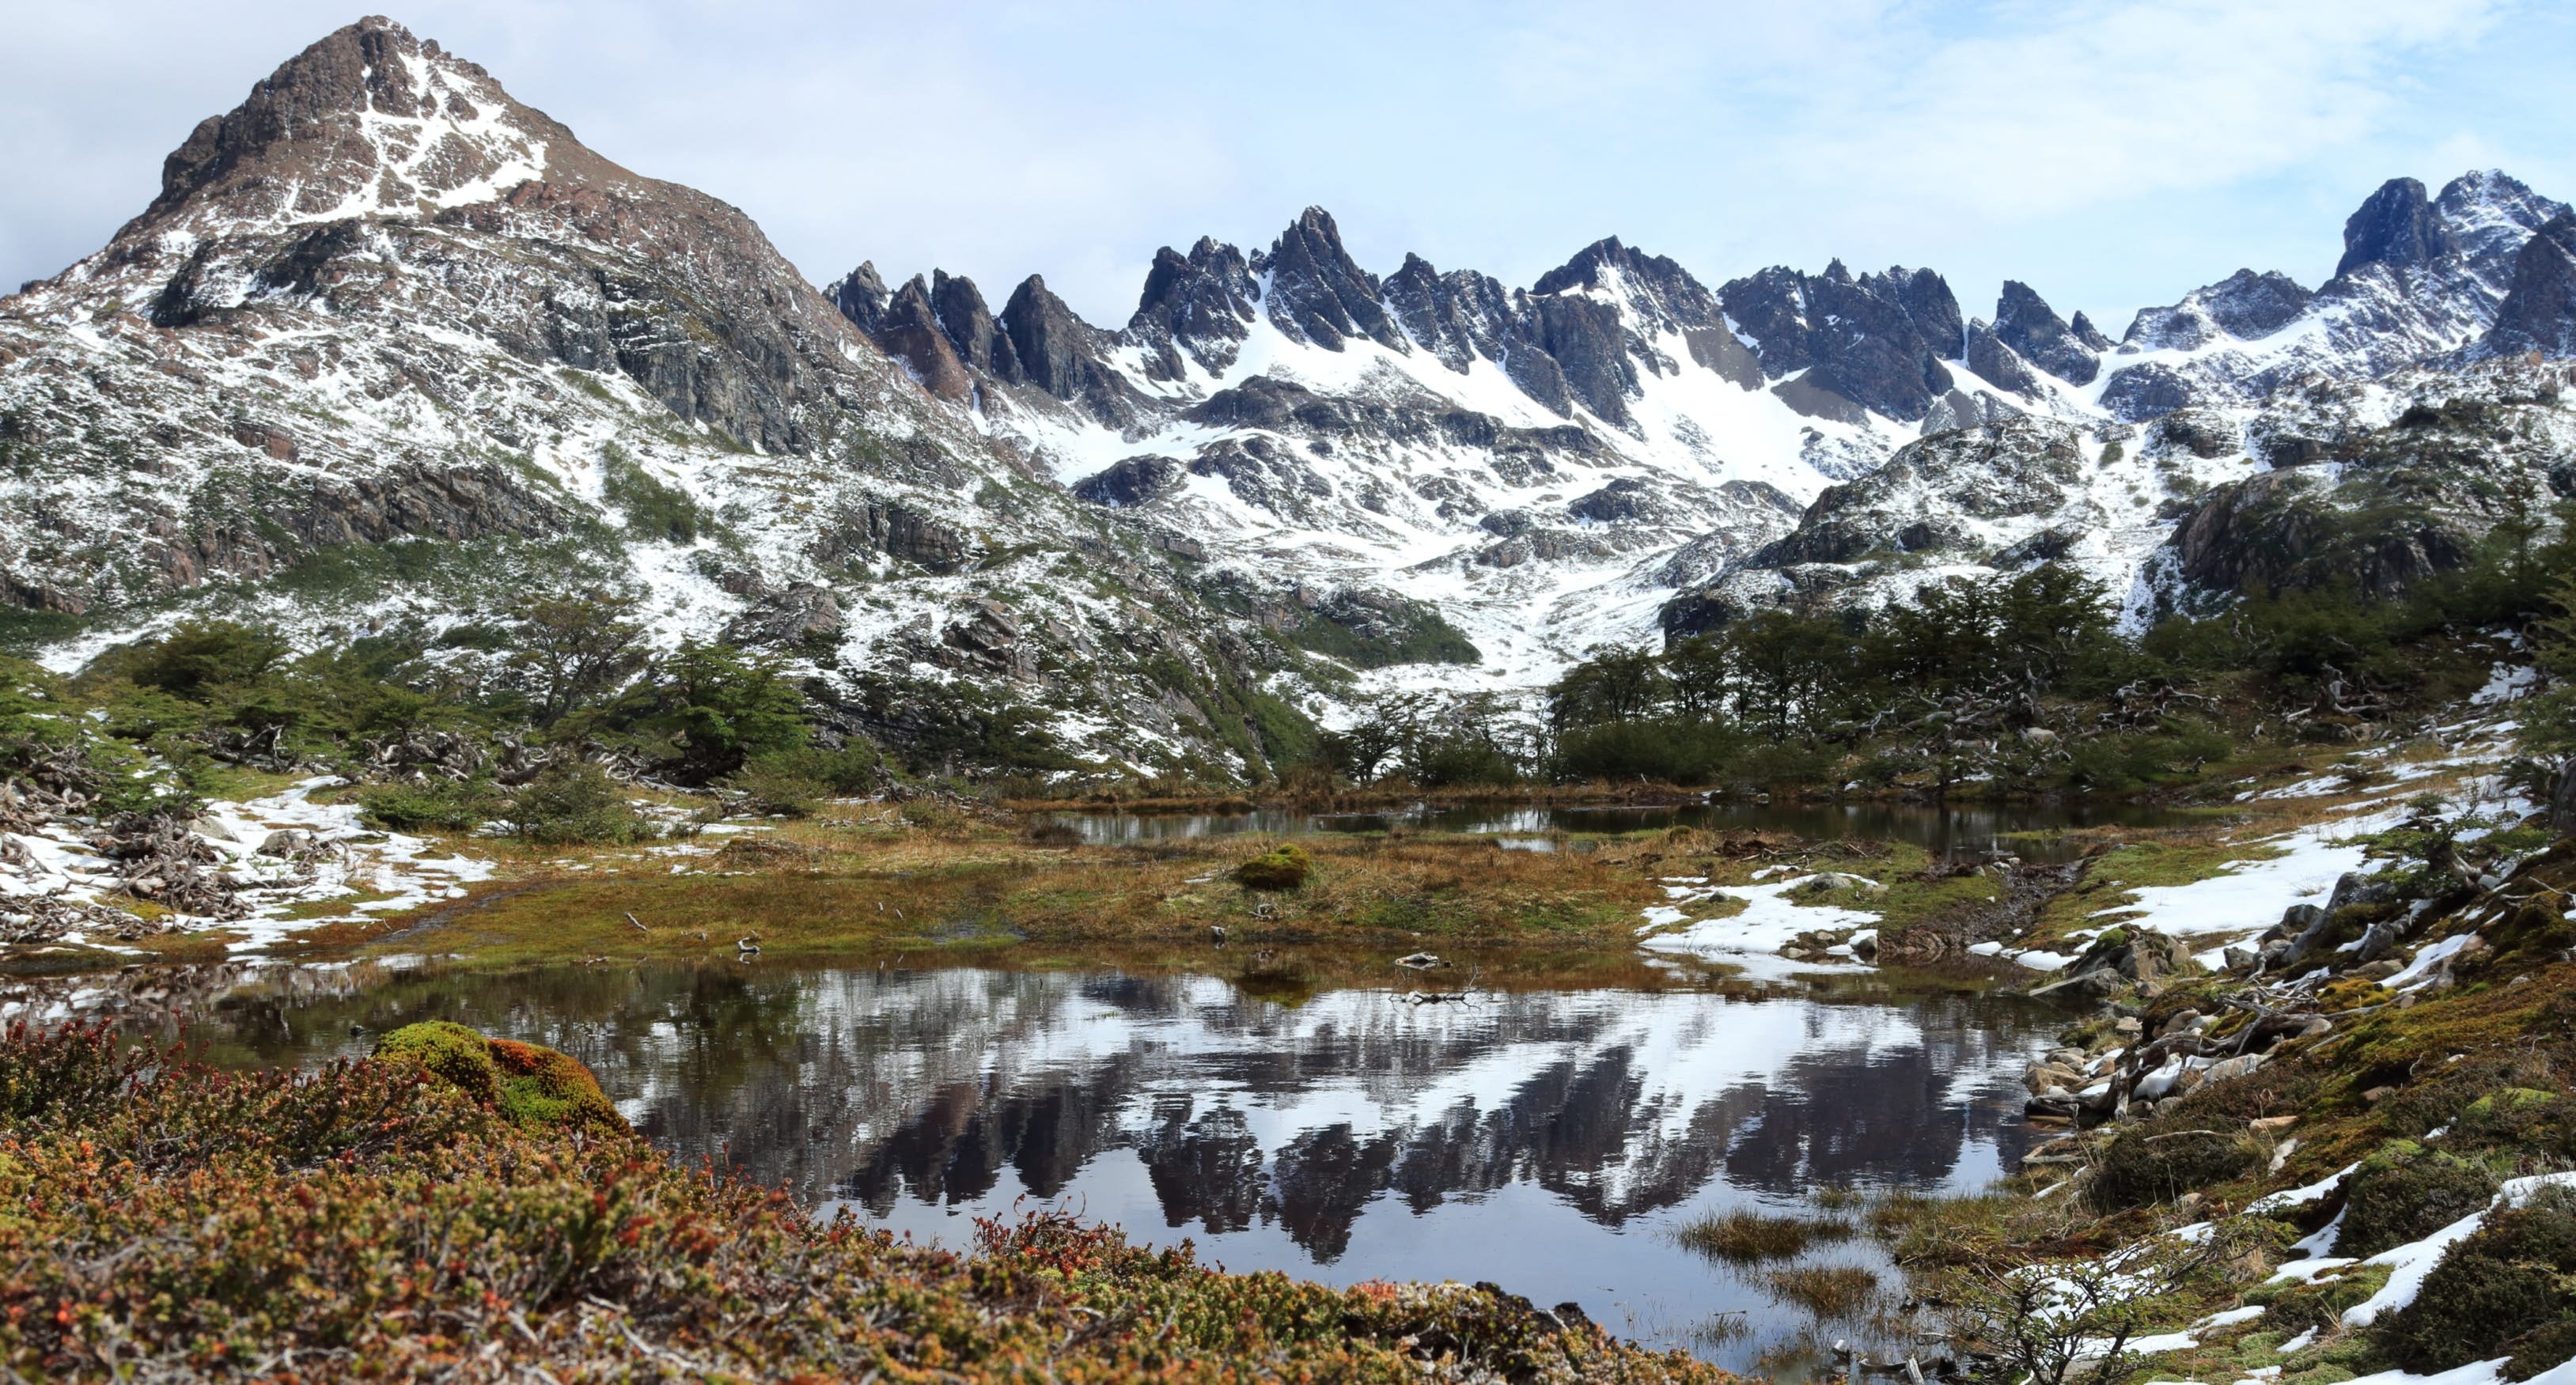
[5,2,2568,331]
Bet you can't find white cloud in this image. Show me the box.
[1773,0,2504,223]
[0,0,2551,327]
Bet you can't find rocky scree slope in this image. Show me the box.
[0,17,1309,778]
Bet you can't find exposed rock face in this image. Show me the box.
[723,582,843,649]
[1073,455,1188,508]
[1257,206,1406,352]
[826,262,889,333]
[818,502,973,572]
[872,276,976,401]
[1718,261,1962,420]
[2338,177,2460,278]
[939,599,1036,678]
[1993,281,2100,384]
[2482,213,2576,356]
[1964,320,2041,395]
[2099,362,2202,422]
[932,271,1020,381]
[2120,269,2313,352]
[1129,237,1260,380]
[1748,420,2086,567]
[1000,274,1143,427]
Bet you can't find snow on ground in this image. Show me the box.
[2094,818,2379,966]
[0,776,497,953]
[1637,874,1879,981]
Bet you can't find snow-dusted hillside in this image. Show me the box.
[0,19,1332,778]
[6,17,2576,778]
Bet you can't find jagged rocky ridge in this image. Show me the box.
[831,171,2576,670]
[9,18,2576,776]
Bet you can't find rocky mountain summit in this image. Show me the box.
[7,17,2576,780]
[0,17,1307,778]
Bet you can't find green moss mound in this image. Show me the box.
[374,1023,627,1136]
[2339,1140,2501,1258]
[2375,1188,2576,1374]
[1233,842,1312,891]
[487,1037,627,1137]
[371,1020,499,1105]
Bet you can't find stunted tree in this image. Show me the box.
[1548,645,1668,732]
[2521,575,2576,830]
[505,589,647,729]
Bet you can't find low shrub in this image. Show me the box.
[2338,1140,2501,1258]
[356,778,498,833]
[1233,842,1313,891]
[502,762,652,846]
[2248,1265,2391,1334]
[2089,1122,2262,1212]
[0,1020,1718,1381]
[2374,1186,2576,1374]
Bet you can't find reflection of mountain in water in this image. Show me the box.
[154,962,2042,1268]
[800,974,2040,1263]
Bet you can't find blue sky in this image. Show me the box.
[5,2,2568,333]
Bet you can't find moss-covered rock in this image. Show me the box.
[1233,843,1312,891]
[374,1022,627,1137]
[2339,1140,2501,1258]
[371,1020,499,1104]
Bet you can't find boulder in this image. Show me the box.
[722,581,842,650]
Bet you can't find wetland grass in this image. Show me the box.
[1677,1209,1856,1263]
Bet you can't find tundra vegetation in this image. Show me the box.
[0,1018,1720,1381]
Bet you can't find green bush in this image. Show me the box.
[2509,1319,2576,1382]
[1555,719,1737,784]
[2089,1123,2260,1211]
[1233,843,1312,891]
[2375,1186,2576,1374]
[2338,1141,2501,1258]
[502,762,652,846]
[357,778,498,834]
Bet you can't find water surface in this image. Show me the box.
[102,958,2051,1370]
[1055,799,2194,861]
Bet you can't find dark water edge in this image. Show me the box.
[1054,797,2203,862]
[27,955,2056,1372]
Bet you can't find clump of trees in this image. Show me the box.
[1301,513,2576,799]
[2,588,878,844]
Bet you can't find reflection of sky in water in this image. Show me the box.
[1055,800,2194,861]
[146,962,2051,1368]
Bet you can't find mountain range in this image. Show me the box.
[5,17,2574,777]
